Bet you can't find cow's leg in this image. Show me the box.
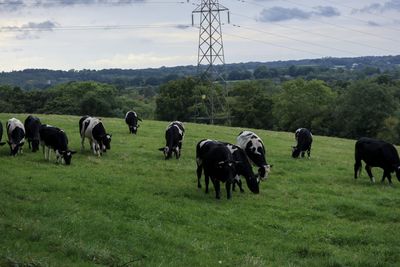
[28,141,31,149]
[226,181,232,199]
[213,179,221,199]
[196,165,202,188]
[365,165,375,183]
[354,160,362,179]
[47,147,51,161]
[205,174,210,194]
[382,170,392,184]
[81,136,85,151]
[233,175,244,193]
[307,148,311,158]
[301,151,305,158]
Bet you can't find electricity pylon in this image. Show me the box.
[192,0,229,82]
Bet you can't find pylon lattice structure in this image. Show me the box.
[192,0,229,82]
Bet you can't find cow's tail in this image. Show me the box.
[354,144,362,179]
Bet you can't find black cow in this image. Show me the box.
[79,116,112,156]
[125,111,142,135]
[223,142,260,194]
[354,137,400,184]
[158,121,185,160]
[236,131,271,180]
[24,115,42,152]
[292,128,313,158]
[0,121,6,146]
[6,118,25,156]
[196,139,238,199]
[40,124,76,165]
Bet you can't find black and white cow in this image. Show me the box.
[24,115,42,152]
[79,116,112,156]
[39,124,76,165]
[196,139,237,199]
[6,118,25,156]
[158,121,185,160]
[354,137,400,184]
[223,142,260,194]
[292,128,313,158]
[125,111,142,135]
[237,131,271,181]
[0,121,6,146]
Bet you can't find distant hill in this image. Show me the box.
[1,55,399,90]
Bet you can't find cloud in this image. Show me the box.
[353,0,400,13]
[1,20,57,39]
[367,21,381,27]
[0,0,147,11]
[258,6,340,22]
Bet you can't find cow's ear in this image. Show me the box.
[158,148,165,151]
[138,118,142,121]
[269,164,273,168]
[70,150,77,155]
[19,141,25,146]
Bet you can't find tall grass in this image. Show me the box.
[0,113,399,266]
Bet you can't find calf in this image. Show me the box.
[158,121,185,159]
[24,115,42,152]
[223,142,260,194]
[40,124,76,165]
[354,137,400,184]
[237,131,271,180]
[196,139,237,199]
[125,111,142,135]
[292,128,313,158]
[0,121,6,146]
[6,118,25,156]
[79,116,112,156]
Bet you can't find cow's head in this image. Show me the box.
[131,124,139,135]
[395,165,400,182]
[8,141,24,156]
[245,173,260,194]
[60,150,77,165]
[292,146,301,158]
[159,146,173,159]
[102,134,112,150]
[216,160,238,183]
[31,140,40,152]
[258,164,272,181]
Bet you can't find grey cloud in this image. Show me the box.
[1,20,57,39]
[0,0,25,12]
[367,21,381,27]
[353,0,400,13]
[258,6,340,22]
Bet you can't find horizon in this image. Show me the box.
[1,0,399,71]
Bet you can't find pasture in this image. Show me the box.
[0,113,399,267]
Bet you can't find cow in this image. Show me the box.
[125,111,142,135]
[79,116,112,156]
[196,139,237,199]
[24,115,42,152]
[0,121,6,146]
[6,118,25,156]
[223,142,260,194]
[237,131,271,181]
[158,121,185,160]
[39,124,76,165]
[354,137,400,184]
[292,128,313,158]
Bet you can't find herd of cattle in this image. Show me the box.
[1,111,400,199]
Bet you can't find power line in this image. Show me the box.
[231,12,398,55]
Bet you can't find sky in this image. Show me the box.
[0,0,399,71]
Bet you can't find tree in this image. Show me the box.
[273,79,336,134]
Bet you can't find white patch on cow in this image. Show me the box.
[226,144,238,154]
[237,131,264,156]
[6,118,25,146]
[234,175,241,182]
[199,139,213,148]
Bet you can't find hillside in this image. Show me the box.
[1,55,399,90]
[0,114,399,266]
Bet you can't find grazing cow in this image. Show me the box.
[196,139,237,199]
[79,116,112,156]
[237,131,271,180]
[24,115,42,152]
[6,118,25,156]
[0,121,6,146]
[223,142,260,194]
[125,111,142,135]
[39,124,76,165]
[158,121,185,159]
[292,128,313,158]
[354,137,400,184]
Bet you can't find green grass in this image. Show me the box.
[0,113,399,267]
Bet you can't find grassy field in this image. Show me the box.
[0,113,399,267]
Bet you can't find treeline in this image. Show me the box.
[156,75,400,143]
[1,75,400,143]
[2,55,400,90]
